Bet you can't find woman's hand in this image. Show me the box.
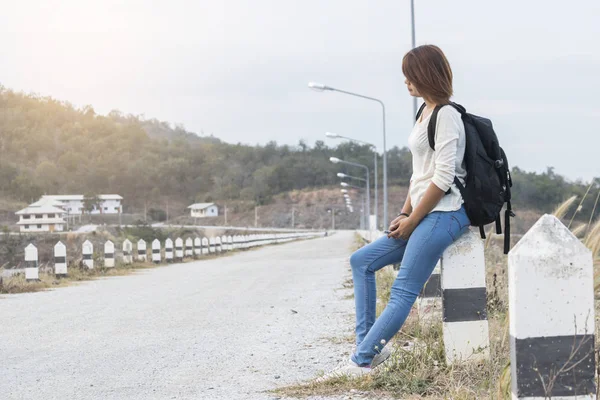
[387,216,418,240]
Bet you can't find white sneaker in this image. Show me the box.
[315,358,372,382]
[371,345,392,368]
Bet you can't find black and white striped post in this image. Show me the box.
[185,238,193,257]
[215,237,222,252]
[104,240,115,268]
[82,240,94,269]
[152,239,161,264]
[221,235,228,251]
[175,238,184,261]
[202,237,209,255]
[25,243,39,281]
[54,241,67,277]
[194,237,201,257]
[440,229,489,364]
[165,238,173,262]
[209,237,216,253]
[509,214,596,399]
[227,235,233,251]
[137,239,147,262]
[417,261,442,322]
[122,239,132,265]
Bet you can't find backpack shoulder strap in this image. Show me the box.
[427,105,445,150]
[415,102,426,121]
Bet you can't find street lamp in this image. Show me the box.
[331,156,370,229]
[310,83,388,226]
[337,172,366,182]
[325,132,378,229]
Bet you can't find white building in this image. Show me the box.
[188,203,218,218]
[41,194,123,215]
[15,205,66,233]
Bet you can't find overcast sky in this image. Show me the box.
[1,0,598,181]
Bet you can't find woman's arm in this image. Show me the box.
[388,108,461,239]
[388,183,414,230]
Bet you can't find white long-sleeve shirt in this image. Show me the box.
[407,105,466,213]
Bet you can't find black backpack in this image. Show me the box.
[416,102,515,254]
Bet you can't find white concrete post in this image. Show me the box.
[221,235,227,251]
[227,236,233,251]
[417,261,442,322]
[175,238,184,260]
[25,243,39,281]
[122,239,132,265]
[54,241,67,277]
[104,240,115,268]
[215,237,222,252]
[440,229,489,364]
[194,237,201,257]
[509,214,596,399]
[209,237,216,253]
[201,237,209,255]
[185,238,193,257]
[137,239,147,262]
[165,238,173,262]
[82,240,94,269]
[152,239,161,263]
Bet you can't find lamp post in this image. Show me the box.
[331,157,370,229]
[310,82,388,226]
[326,132,378,229]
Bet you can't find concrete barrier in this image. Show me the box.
[152,239,161,263]
[25,243,38,281]
[137,239,147,262]
[175,238,184,261]
[185,238,193,257]
[165,238,173,262]
[104,240,115,268]
[509,215,595,399]
[122,239,132,264]
[82,240,94,269]
[54,241,67,277]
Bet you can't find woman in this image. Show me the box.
[322,44,470,379]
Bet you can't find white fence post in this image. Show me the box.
[202,237,209,255]
[165,238,173,262]
[25,243,39,281]
[185,238,193,257]
[137,239,147,262]
[152,239,161,264]
[122,239,132,265]
[227,235,233,251]
[440,229,489,364]
[221,235,227,251]
[104,240,115,268]
[209,237,216,253]
[194,237,201,257]
[175,238,183,260]
[54,241,67,277]
[509,214,596,399]
[417,261,442,322]
[215,237,222,252]
[82,240,94,269]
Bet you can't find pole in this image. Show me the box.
[410,0,418,118]
[381,103,388,227]
[166,199,169,225]
[366,171,370,230]
[374,151,378,230]
[332,209,335,230]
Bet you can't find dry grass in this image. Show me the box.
[552,195,578,220]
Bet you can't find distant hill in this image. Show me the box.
[0,86,597,226]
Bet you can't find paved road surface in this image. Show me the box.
[0,232,356,400]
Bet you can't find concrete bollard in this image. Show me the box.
[227,235,233,251]
[175,238,183,261]
[215,237,222,252]
[152,239,161,264]
[194,237,201,257]
[104,240,115,268]
[185,238,193,257]
[122,239,133,265]
[209,237,216,253]
[82,240,94,269]
[25,243,39,281]
[202,237,209,255]
[509,214,596,399]
[137,239,147,262]
[221,235,227,251]
[54,241,67,277]
[165,238,173,262]
[417,261,442,322]
[440,229,489,364]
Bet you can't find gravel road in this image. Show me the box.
[1,231,357,400]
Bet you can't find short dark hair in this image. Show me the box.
[402,45,453,104]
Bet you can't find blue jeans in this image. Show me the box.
[350,206,470,366]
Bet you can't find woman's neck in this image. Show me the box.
[423,98,437,110]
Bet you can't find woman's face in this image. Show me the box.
[405,78,421,98]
